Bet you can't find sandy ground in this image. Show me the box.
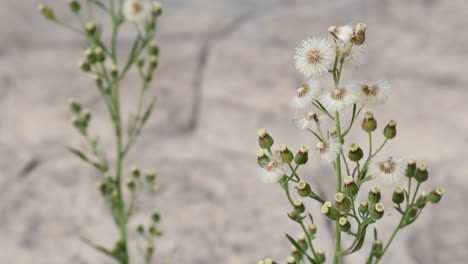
[0,0,467,263]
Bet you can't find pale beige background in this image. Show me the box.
[0,0,467,263]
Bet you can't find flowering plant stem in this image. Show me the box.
[255,23,444,264]
[39,1,164,263]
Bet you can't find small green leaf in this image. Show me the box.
[142,97,157,124]
[66,146,89,162]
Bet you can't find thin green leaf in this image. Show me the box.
[66,146,90,162]
[351,227,367,253]
[374,227,378,240]
[286,234,317,264]
[142,97,157,123]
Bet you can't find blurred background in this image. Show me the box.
[1,0,467,263]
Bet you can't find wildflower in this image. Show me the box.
[362,112,377,132]
[316,137,341,164]
[321,84,359,113]
[383,120,397,139]
[428,188,444,204]
[123,0,151,22]
[294,37,336,77]
[328,24,354,42]
[358,81,390,106]
[368,157,405,184]
[259,153,286,183]
[343,47,364,68]
[295,111,322,130]
[392,185,405,204]
[291,79,321,108]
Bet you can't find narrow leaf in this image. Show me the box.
[142,97,157,124]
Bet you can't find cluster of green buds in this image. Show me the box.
[136,210,163,261]
[69,98,91,135]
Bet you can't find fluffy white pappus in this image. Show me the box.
[344,47,365,68]
[123,0,151,22]
[258,153,287,183]
[358,80,391,106]
[320,84,359,113]
[316,137,342,164]
[295,112,323,130]
[329,24,354,42]
[368,157,405,184]
[294,37,336,78]
[291,79,321,109]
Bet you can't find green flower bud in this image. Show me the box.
[131,165,140,178]
[317,249,325,263]
[359,200,369,215]
[392,185,405,204]
[351,23,366,46]
[321,202,340,221]
[146,169,157,182]
[68,0,81,13]
[68,98,82,113]
[277,144,294,163]
[152,2,162,16]
[370,203,384,220]
[296,180,311,197]
[286,256,296,264]
[414,163,428,183]
[258,129,274,149]
[293,199,305,214]
[256,150,269,167]
[372,240,383,257]
[136,224,144,234]
[152,211,161,222]
[428,188,444,204]
[85,48,96,64]
[348,143,363,162]
[294,146,309,165]
[338,217,351,232]
[405,159,416,178]
[126,178,135,190]
[94,47,105,62]
[407,205,418,218]
[343,176,359,197]
[308,224,317,236]
[362,112,377,132]
[415,192,428,209]
[383,120,397,139]
[78,60,91,72]
[93,74,103,87]
[334,192,351,212]
[137,56,145,68]
[149,55,158,69]
[38,4,55,20]
[145,20,155,33]
[297,234,308,251]
[288,211,302,222]
[85,21,97,35]
[148,41,159,56]
[368,186,381,203]
[291,245,302,261]
[264,258,277,264]
[110,63,118,78]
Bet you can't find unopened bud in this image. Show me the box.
[334,192,351,212]
[370,203,384,219]
[343,176,359,197]
[277,144,294,163]
[126,178,135,189]
[85,21,97,35]
[149,41,159,56]
[317,249,325,263]
[362,112,377,132]
[348,143,363,161]
[368,186,381,203]
[68,98,82,113]
[296,180,311,197]
[294,146,309,165]
[78,60,91,72]
[131,165,140,178]
[146,169,157,182]
[338,217,351,232]
[372,240,383,257]
[321,202,340,220]
[415,192,428,209]
[414,163,428,182]
[152,2,162,16]
[383,120,397,139]
[152,211,161,222]
[286,256,296,264]
[392,185,405,204]
[359,200,369,214]
[406,159,416,178]
[68,0,81,13]
[38,4,55,20]
[137,56,145,68]
[256,150,270,167]
[428,188,444,204]
[258,128,274,149]
[308,224,317,236]
[293,199,305,214]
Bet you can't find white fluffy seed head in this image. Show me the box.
[123,0,151,22]
[294,37,336,78]
[358,80,391,106]
[321,84,359,113]
[292,79,321,109]
[316,137,342,164]
[369,157,405,184]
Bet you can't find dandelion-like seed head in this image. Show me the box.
[369,156,405,184]
[294,37,336,77]
[321,84,359,113]
[358,80,390,106]
[259,153,286,183]
[316,137,342,164]
[124,0,151,22]
[296,111,322,130]
[329,24,354,42]
[292,79,321,108]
